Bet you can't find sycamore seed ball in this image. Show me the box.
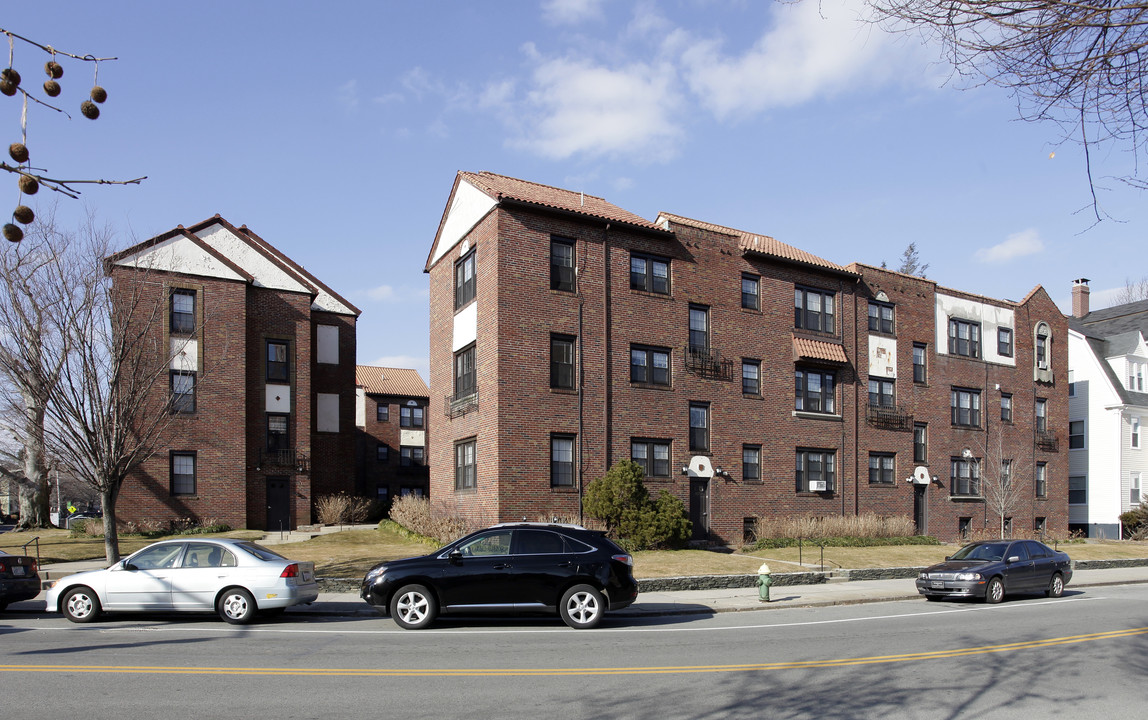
[17,174,38,195]
[45,61,64,79]
[90,86,107,103]
[80,100,99,119]
[8,143,28,164]
[43,80,61,97]
[1,68,21,88]
[4,223,23,243]
[12,206,34,225]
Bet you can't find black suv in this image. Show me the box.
[360,523,638,629]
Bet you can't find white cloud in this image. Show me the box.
[541,0,606,26]
[372,354,429,384]
[365,284,429,302]
[511,56,683,160]
[367,284,395,301]
[974,229,1045,264]
[678,0,924,119]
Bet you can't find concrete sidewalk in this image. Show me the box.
[9,565,1148,619]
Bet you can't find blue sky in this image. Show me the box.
[6,1,1146,382]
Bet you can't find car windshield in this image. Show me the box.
[950,543,1009,562]
[235,542,287,562]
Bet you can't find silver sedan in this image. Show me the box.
[45,538,318,624]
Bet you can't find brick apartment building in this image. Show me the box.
[424,171,1068,543]
[107,215,360,531]
[355,365,431,505]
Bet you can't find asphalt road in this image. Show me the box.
[3,584,1147,719]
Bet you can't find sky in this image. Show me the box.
[5,1,1146,383]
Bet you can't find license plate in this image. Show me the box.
[12,566,25,576]
[302,571,313,583]
[930,580,944,589]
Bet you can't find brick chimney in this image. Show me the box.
[1072,278,1090,318]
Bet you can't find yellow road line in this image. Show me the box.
[4,626,1145,678]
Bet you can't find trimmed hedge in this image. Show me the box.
[747,535,941,551]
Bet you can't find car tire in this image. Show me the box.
[217,588,257,625]
[62,586,101,623]
[390,584,437,629]
[984,577,1005,604]
[559,584,604,629]
[1046,573,1065,598]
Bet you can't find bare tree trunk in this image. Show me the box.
[14,396,50,529]
[101,486,120,563]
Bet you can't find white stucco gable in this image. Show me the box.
[194,223,312,294]
[111,233,247,282]
[428,179,497,268]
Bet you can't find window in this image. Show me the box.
[631,439,671,479]
[743,445,761,483]
[951,387,981,427]
[377,402,389,422]
[550,435,574,487]
[689,403,709,452]
[795,287,835,333]
[913,423,927,464]
[1068,475,1086,505]
[171,452,196,496]
[1035,517,1047,535]
[454,250,476,309]
[998,327,1014,357]
[630,345,670,386]
[455,439,476,490]
[550,237,575,292]
[1000,459,1013,489]
[741,274,760,310]
[1035,398,1047,432]
[958,517,972,538]
[316,393,339,432]
[868,301,894,334]
[550,335,576,390]
[377,444,389,462]
[688,305,709,353]
[1069,420,1084,449]
[400,406,425,428]
[869,452,895,484]
[948,318,980,358]
[454,344,476,398]
[316,325,339,365]
[1001,393,1013,422]
[170,289,195,334]
[742,360,761,395]
[1035,326,1049,369]
[170,371,196,414]
[950,457,980,497]
[267,414,289,452]
[796,449,836,493]
[1133,417,1141,449]
[912,343,927,384]
[1036,462,1047,498]
[630,253,670,294]
[400,446,425,467]
[1138,364,1145,392]
[796,368,836,414]
[868,378,895,408]
[267,341,288,382]
[1132,472,1141,506]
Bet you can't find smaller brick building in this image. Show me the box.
[108,215,360,531]
[355,366,430,505]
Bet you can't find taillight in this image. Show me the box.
[29,560,37,573]
[612,554,633,567]
[280,563,299,578]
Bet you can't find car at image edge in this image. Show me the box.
[916,539,1072,603]
[44,537,318,624]
[361,522,638,629]
[0,549,41,611]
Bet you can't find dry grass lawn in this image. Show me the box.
[5,525,1146,579]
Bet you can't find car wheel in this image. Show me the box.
[217,588,257,625]
[62,586,101,623]
[1046,573,1065,598]
[390,584,437,629]
[560,584,604,629]
[984,577,1005,604]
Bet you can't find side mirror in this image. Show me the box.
[1006,556,1020,564]
[449,550,463,565]
[944,556,951,561]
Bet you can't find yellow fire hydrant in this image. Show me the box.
[757,563,772,603]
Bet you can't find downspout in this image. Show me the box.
[577,247,585,525]
[851,277,858,517]
[604,223,613,468]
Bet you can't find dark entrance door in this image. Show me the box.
[913,484,928,535]
[689,479,710,540]
[267,477,291,532]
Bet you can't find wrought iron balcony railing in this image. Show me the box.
[866,403,913,431]
[445,389,479,419]
[1036,430,1059,452]
[683,345,734,381]
[258,448,309,473]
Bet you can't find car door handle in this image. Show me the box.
[492,563,512,570]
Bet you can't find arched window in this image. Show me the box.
[1033,322,1053,383]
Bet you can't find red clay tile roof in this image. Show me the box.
[793,336,849,364]
[658,213,853,275]
[461,171,666,232]
[356,366,428,398]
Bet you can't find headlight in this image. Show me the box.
[955,572,982,581]
[918,572,928,580]
[365,565,387,582]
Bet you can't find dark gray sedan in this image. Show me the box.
[916,539,1072,603]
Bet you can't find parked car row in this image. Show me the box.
[6,531,1072,628]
